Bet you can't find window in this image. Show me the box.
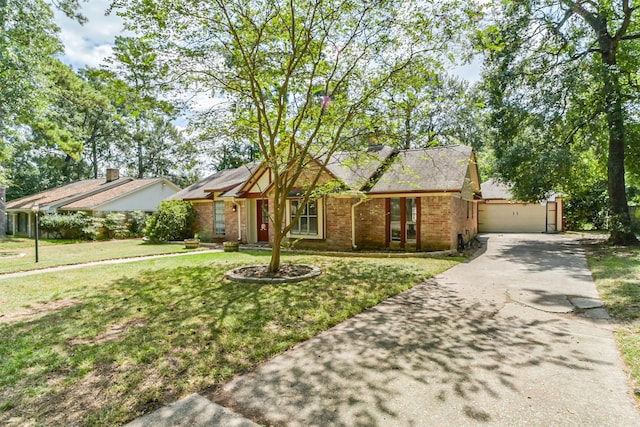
[290,199,318,235]
[288,198,323,239]
[405,198,417,242]
[214,201,225,236]
[389,197,417,244]
[390,198,401,242]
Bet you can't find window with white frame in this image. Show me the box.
[288,198,323,238]
[214,201,225,236]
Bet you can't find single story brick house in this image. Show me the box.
[6,169,180,237]
[171,144,481,251]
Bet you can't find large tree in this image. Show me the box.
[0,0,86,236]
[112,0,480,272]
[371,70,486,149]
[107,36,193,179]
[484,0,640,244]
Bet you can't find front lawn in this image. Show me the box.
[0,238,206,274]
[583,240,640,398]
[0,251,459,426]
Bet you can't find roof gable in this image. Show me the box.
[168,163,258,201]
[61,178,178,210]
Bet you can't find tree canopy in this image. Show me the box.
[483,0,640,244]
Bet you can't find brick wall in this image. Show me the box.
[192,201,213,241]
[420,196,452,251]
[225,200,239,242]
[354,199,387,249]
[286,197,353,251]
[449,196,477,249]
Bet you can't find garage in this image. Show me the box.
[479,179,563,233]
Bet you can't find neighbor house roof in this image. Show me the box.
[369,145,476,194]
[6,177,134,211]
[7,175,180,212]
[168,163,259,201]
[61,178,171,210]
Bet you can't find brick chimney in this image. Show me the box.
[106,168,120,183]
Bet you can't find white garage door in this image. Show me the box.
[479,203,547,233]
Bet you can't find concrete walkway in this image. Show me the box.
[0,249,221,279]
[129,233,640,426]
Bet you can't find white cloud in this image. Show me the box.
[54,1,127,69]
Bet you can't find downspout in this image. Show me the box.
[351,197,366,249]
[233,198,242,242]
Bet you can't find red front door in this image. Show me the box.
[257,199,269,242]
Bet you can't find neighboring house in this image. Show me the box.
[172,145,481,251]
[6,169,180,237]
[478,178,564,233]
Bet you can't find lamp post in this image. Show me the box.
[31,203,39,263]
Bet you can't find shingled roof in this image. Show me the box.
[170,145,476,202]
[167,163,259,201]
[326,145,397,191]
[61,179,166,210]
[7,174,180,213]
[6,178,134,211]
[369,145,475,193]
[480,178,514,200]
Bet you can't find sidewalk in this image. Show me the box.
[0,249,221,279]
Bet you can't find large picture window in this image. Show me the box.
[214,201,225,236]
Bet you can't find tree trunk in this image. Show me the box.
[269,230,282,273]
[600,47,638,245]
[0,187,5,238]
[90,127,98,179]
[268,194,283,273]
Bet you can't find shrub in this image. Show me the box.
[100,213,130,240]
[39,212,93,240]
[128,211,147,237]
[144,200,196,242]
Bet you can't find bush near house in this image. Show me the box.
[144,200,196,242]
[127,210,147,237]
[39,212,93,240]
[38,211,149,241]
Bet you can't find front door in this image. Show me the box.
[257,199,269,242]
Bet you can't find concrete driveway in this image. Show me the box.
[212,233,640,426]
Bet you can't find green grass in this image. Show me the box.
[0,250,459,426]
[583,241,640,399]
[0,239,206,274]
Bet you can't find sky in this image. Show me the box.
[54,1,483,82]
[54,1,126,70]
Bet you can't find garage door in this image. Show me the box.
[479,203,547,233]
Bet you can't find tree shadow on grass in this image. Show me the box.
[0,256,433,426]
